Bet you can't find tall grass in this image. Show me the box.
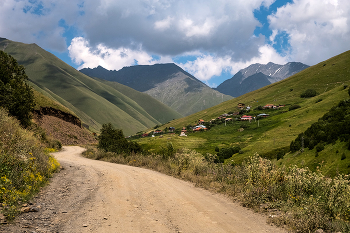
[0,108,60,220]
[83,146,350,232]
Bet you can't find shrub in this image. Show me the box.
[316,98,323,103]
[215,146,241,163]
[316,142,325,152]
[289,104,301,111]
[0,51,34,127]
[300,89,317,98]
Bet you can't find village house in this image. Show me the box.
[238,103,245,109]
[154,129,162,134]
[168,127,175,132]
[240,115,253,121]
[257,113,269,118]
[193,125,207,131]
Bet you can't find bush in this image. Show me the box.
[289,104,301,111]
[98,123,142,154]
[0,51,34,128]
[215,146,241,163]
[316,98,323,103]
[301,89,317,98]
[316,142,325,152]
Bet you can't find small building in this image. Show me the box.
[142,133,149,137]
[154,129,162,134]
[169,127,175,132]
[193,125,207,131]
[241,115,253,121]
[257,113,269,118]
[238,103,245,109]
[198,119,205,124]
[263,104,275,109]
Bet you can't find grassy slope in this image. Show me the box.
[135,50,350,176]
[94,78,183,124]
[1,39,181,135]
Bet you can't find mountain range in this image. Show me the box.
[215,62,309,97]
[80,64,233,116]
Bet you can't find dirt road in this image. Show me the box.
[1,146,286,232]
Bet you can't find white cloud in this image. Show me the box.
[268,0,350,65]
[154,17,173,30]
[68,37,169,70]
[178,45,288,82]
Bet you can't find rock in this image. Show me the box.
[21,207,31,213]
[315,230,324,233]
[83,224,88,227]
[30,207,40,212]
[0,213,7,224]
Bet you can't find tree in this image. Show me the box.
[98,123,142,154]
[0,51,34,127]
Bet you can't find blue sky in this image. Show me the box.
[1,0,350,87]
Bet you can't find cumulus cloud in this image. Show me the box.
[179,45,288,83]
[268,0,350,65]
[68,37,172,70]
[79,0,272,59]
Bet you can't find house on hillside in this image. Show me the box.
[169,127,175,132]
[263,104,275,109]
[198,119,205,124]
[142,133,149,137]
[241,115,253,121]
[154,129,162,134]
[257,113,269,117]
[263,104,285,109]
[238,103,245,109]
[193,125,207,131]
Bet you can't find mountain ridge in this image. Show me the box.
[80,64,233,116]
[216,62,309,97]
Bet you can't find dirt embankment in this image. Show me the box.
[34,107,97,145]
[0,146,286,233]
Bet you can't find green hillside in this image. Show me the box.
[0,38,182,135]
[135,50,350,176]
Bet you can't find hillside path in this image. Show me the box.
[1,146,287,233]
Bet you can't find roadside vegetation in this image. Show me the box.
[83,144,350,232]
[0,108,60,220]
